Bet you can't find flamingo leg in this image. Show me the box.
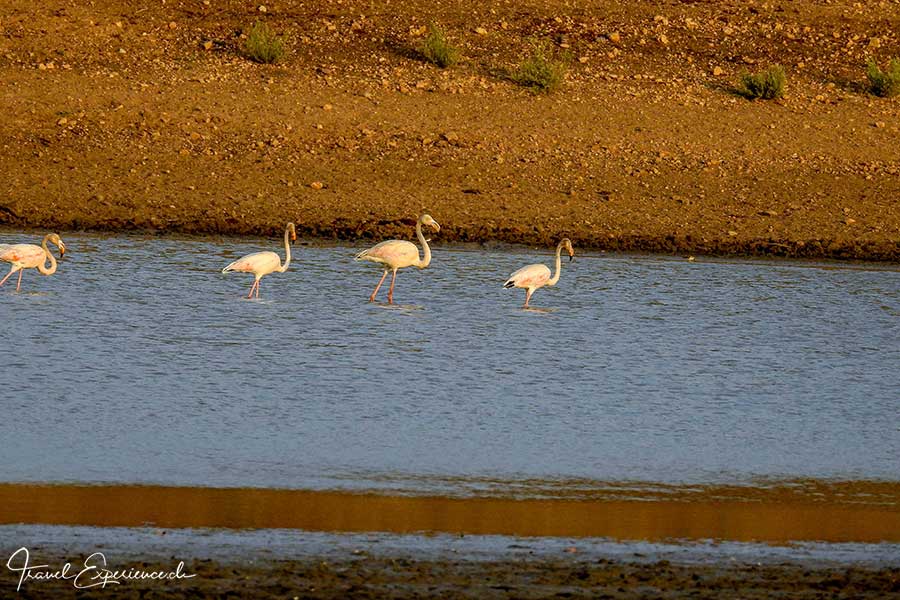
[369,271,388,302]
[256,279,261,299]
[247,279,258,299]
[16,269,23,291]
[387,269,398,304]
[0,268,16,288]
[524,289,533,308]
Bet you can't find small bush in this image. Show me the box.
[245,21,285,64]
[738,65,786,99]
[421,23,459,68]
[513,39,568,93]
[866,57,900,97]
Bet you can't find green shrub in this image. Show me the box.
[421,23,459,68]
[513,39,568,93]
[866,57,900,97]
[738,65,786,99]
[245,21,285,64]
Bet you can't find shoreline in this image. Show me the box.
[3,526,899,599]
[3,221,899,264]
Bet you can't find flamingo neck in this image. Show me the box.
[278,226,292,272]
[36,235,58,276]
[547,242,564,286]
[416,219,431,269]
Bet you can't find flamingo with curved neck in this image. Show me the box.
[222,222,296,299]
[354,214,441,304]
[503,238,575,308]
[0,233,67,292]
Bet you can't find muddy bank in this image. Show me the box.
[1,0,898,262]
[3,550,899,599]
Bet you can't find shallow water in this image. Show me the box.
[1,231,899,495]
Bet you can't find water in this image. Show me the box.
[1,231,899,494]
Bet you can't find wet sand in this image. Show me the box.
[2,481,899,544]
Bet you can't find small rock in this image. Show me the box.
[56,117,68,126]
[322,104,333,111]
[578,56,589,64]
[713,66,724,76]
[608,31,621,44]
[168,21,177,29]
[874,121,886,128]
[844,217,856,225]
[759,209,778,216]
[202,40,213,50]
[727,230,738,237]
[258,5,267,12]
[474,26,488,35]
[310,181,324,190]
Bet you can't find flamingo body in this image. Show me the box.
[355,214,440,304]
[503,238,574,307]
[355,239,420,270]
[222,223,296,298]
[223,251,282,278]
[0,234,66,291]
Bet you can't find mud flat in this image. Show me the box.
[2,482,899,597]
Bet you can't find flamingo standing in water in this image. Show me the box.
[0,233,67,292]
[503,238,575,308]
[354,214,440,304]
[222,222,296,298]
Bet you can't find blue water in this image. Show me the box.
[1,231,898,493]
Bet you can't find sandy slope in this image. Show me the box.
[0,0,898,261]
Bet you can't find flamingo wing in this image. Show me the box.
[0,244,44,267]
[504,263,551,289]
[355,240,419,269]
[222,251,281,276]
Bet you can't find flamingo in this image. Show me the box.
[503,238,575,308]
[0,233,67,292]
[354,214,440,304]
[222,222,296,298]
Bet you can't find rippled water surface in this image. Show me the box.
[1,231,898,493]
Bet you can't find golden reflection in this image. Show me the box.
[1,482,898,543]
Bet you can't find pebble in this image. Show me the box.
[608,32,621,44]
[310,181,324,190]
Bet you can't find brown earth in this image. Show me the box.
[4,553,900,599]
[0,0,899,260]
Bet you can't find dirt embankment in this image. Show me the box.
[1,0,898,260]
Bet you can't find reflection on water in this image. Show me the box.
[0,231,899,496]
[2,481,899,543]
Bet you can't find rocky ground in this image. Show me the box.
[4,553,899,599]
[1,0,899,260]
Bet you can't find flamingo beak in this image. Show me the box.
[568,253,574,262]
[59,243,67,257]
[431,222,441,232]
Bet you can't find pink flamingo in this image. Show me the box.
[222,222,296,298]
[354,214,440,304]
[503,238,575,308]
[0,233,67,292]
